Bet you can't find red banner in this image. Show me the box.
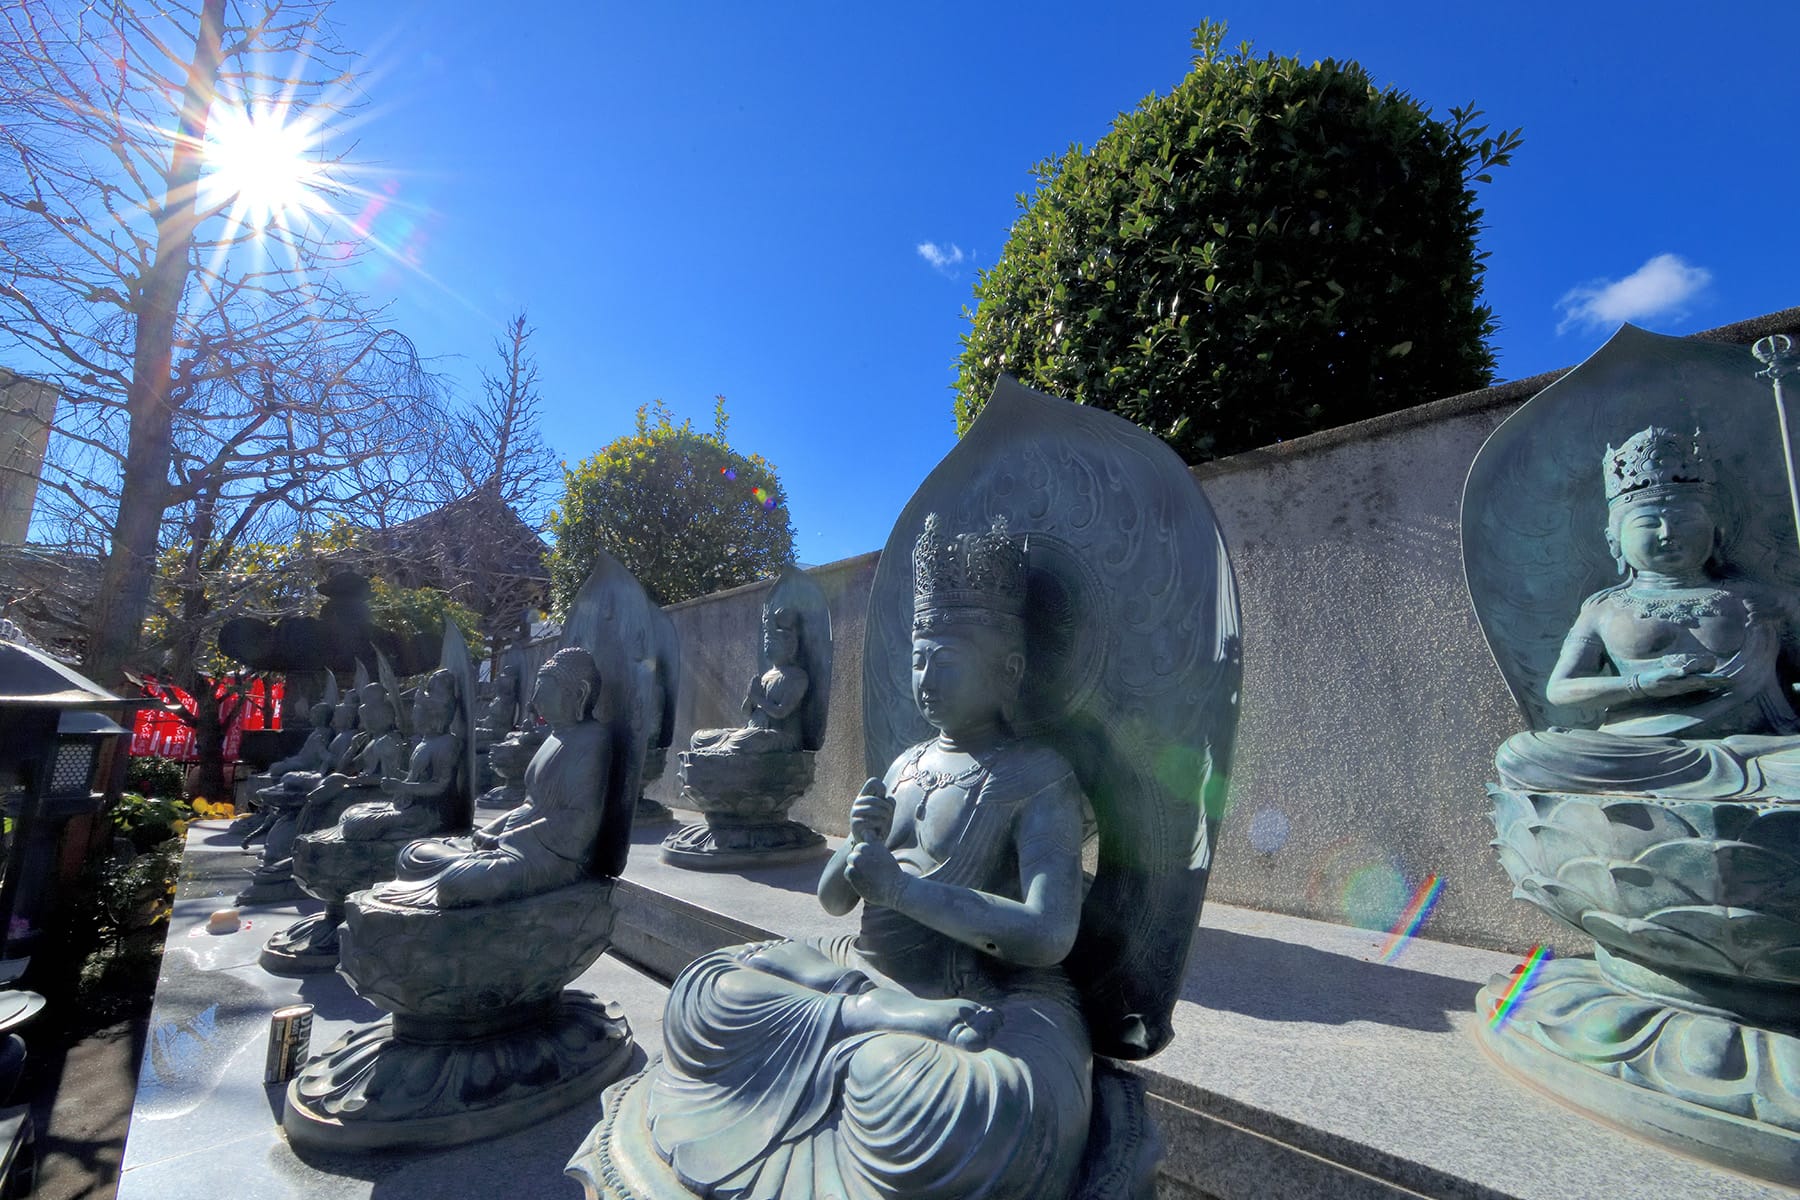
[129,674,284,762]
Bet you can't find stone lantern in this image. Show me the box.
[0,639,132,961]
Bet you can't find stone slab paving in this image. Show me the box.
[115,822,669,1200]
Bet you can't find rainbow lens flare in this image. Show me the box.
[1486,944,1553,1030]
[1377,873,1444,962]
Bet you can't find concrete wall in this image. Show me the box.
[644,309,1800,956]
[645,552,878,841]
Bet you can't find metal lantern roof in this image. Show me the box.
[0,640,132,710]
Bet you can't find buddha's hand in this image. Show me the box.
[1636,660,1726,698]
[845,841,908,908]
[849,778,894,845]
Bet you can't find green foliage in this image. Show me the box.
[108,791,192,853]
[292,521,487,659]
[366,575,487,664]
[124,756,185,801]
[548,398,796,607]
[955,20,1522,463]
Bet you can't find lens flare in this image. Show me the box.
[201,102,327,233]
[1486,944,1553,1029]
[1377,873,1444,962]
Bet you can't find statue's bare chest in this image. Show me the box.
[892,747,984,861]
[1597,592,1750,661]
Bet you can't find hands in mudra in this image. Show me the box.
[1636,654,1726,698]
[845,777,906,906]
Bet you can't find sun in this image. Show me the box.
[201,103,327,232]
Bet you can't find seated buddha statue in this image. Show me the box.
[688,604,808,757]
[238,692,367,903]
[292,683,410,835]
[234,700,336,842]
[252,693,361,817]
[596,518,1093,1198]
[1494,425,1800,800]
[267,701,336,779]
[334,668,466,842]
[376,648,613,908]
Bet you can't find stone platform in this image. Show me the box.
[607,822,1795,1200]
[115,823,669,1200]
[119,820,1794,1200]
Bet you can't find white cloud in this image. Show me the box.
[916,241,966,274]
[1555,253,1711,335]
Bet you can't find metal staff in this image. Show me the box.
[1754,334,1800,557]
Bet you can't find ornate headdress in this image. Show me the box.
[1604,426,1715,507]
[913,514,1027,634]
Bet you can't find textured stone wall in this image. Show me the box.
[643,309,1800,955]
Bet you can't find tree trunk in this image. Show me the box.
[84,0,227,683]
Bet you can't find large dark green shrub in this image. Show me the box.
[956,21,1521,462]
[547,398,796,608]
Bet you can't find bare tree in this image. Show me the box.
[454,310,557,521]
[0,0,451,688]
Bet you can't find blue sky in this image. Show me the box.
[320,0,1799,566]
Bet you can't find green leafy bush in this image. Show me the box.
[956,21,1521,463]
[109,792,192,853]
[548,398,796,608]
[125,755,185,801]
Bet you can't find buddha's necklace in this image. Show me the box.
[905,749,994,820]
[1617,586,1732,624]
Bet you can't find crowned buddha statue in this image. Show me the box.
[236,690,364,906]
[284,573,655,1151]
[1494,426,1800,799]
[1465,327,1800,1185]
[660,566,832,870]
[574,379,1239,1200]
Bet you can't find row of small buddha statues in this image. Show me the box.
[214,332,1800,1194]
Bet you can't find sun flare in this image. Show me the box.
[201,103,326,232]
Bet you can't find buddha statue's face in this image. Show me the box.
[911,627,1023,735]
[763,614,799,664]
[531,669,586,726]
[361,694,395,736]
[332,697,358,732]
[1613,496,1716,578]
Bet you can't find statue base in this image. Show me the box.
[569,1055,1162,1200]
[1475,956,1800,1187]
[634,796,675,825]
[664,750,822,870]
[286,877,630,1151]
[227,810,266,842]
[259,904,346,975]
[284,993,633,1152]
[659,818,825,871]
[268,833,416,975]
[236,862,305,907]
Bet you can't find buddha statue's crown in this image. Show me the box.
[913,514,1027,634]
[1604,426,1715,507]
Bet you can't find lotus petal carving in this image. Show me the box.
[1488,787,1800,985]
